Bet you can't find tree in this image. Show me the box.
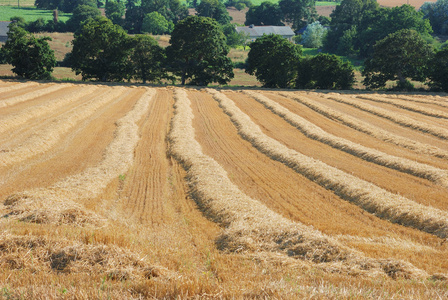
[105,0,125,25]
[2,24,56,80]
[296,54,355,89]
[70,17,132,81]
[129,34,169,84]
[362,29,434,89]
[66,4,101,32]
[124,5,145,33]
[141,0,189,24]
[222,23,249,48]
[166,16,234,85]
[279,0,317,30]
[420,0,448,34]
[301,21,327,48]
[427,47,448,92]
[245,2,284,26]
[142,11,173,34]
[196,0,232,25]
[246,34,302,88]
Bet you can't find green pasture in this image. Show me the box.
[0,6,71,22]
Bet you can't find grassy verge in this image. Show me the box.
[0,6,71,22]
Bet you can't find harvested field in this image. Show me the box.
[1,81,448,298]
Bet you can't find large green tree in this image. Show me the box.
[142,11,174,34]
[362,29,434,89]
[105,0,125,25]
[70,17,132,81]
[296,54,355,89]
[279,0,317,30]
[129,34,169,84]
[427,47,448,92]
[246,34,302,88]
[196,0,232,25]
[2,24,56,80]
[420,0,448,34]
[245,1,284,26]
[166,16,234,85]
[141,0,188,24]
[66,4,101,32]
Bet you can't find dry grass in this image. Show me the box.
[208,88,448,240]
[244,90,448,188]
[0,81,39,93]
[326,93,448,140]
[0,83,66,108]
[280,91,448,160]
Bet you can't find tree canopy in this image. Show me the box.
[166,16,234,85]
[427,47,448,92]
[420,0,448,34]
[245,2,284,26]
[362,29,434,89]
[279,0,317,30]
[2,24,56,80]
[196,0,232,25]
[142,11,174,34]
[246,34,302,88]
[301,21,327,48]
[105,0,126,26]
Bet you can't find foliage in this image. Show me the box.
[124,5,145,33]
[279,0,317,30]
[362,29,434,90]
[70,17,132,81]
[296,53,355,89]
[2,24,56,80]
[246,34,301,88]
[222,24,249,48]
[420,0,448,35]
[166,16,234,85]
[427,47,448,92]
[196,0,232,25]
[66,4,101,32]
[245,2,284,26]
[141,0,189,24]
[301,21,327,48]
[142,11,174,34]
[129,34,169,84]
[105,0,125,25]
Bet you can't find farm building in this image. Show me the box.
[235,25,295,42]
[0,21,11,43]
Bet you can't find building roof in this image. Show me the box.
[0,22,11,37]
[235,26,295,37]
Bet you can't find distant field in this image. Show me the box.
[0,0,35,6]
[377,0,435,9]
[0,6,71,22]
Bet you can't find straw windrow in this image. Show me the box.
[0,85,98,135]
[279,91,448,160]
[0,87,127,167]
[325,93,448,140]
[0,83,68,108]
[3,88,155,226]
[168,88,428,279]
[0,81,39,94]
[243,90,448,188]
[207,89,448,240]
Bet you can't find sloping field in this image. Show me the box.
[1,81,448,298]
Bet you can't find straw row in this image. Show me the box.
[207,89,448,240]
[279,91,448,160]
[244,90,448,188]
[325,93,448,140]
[382,93,448,108]
[3,88,155,226]
[0,85,98,135]
[355,94,448,119]
[168,88,428,279]
[0,83,68,108]
[0,81,39,94]
[0,87,126,167]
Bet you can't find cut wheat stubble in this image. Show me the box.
[0,81,39,95]
[244,90,448,189]
[279,91,448,161]
[3,88,156,226]
[207,89,448,241]
[0,83,68,108]
[168,88,429,280]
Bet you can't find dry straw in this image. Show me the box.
[207,89,448,240]
[169,88,428,279]
[244,90,448,188]
[0,83,68,108]
[0,81,39,94]
[325,93,448,140]
[279,91,448,160]
[0,85,99,135]
[355,94,448,119]
[3,88,155,226]
[0,87,127,167]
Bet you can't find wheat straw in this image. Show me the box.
[0,81,39,94]
[0,87,126,167]
[208,89,448,240]
[0,85,98,135]
[324,93,448,140]
[0,83,68,108]
[3,88,155,226]
[279,91,448,160]
[168,88,427,279]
